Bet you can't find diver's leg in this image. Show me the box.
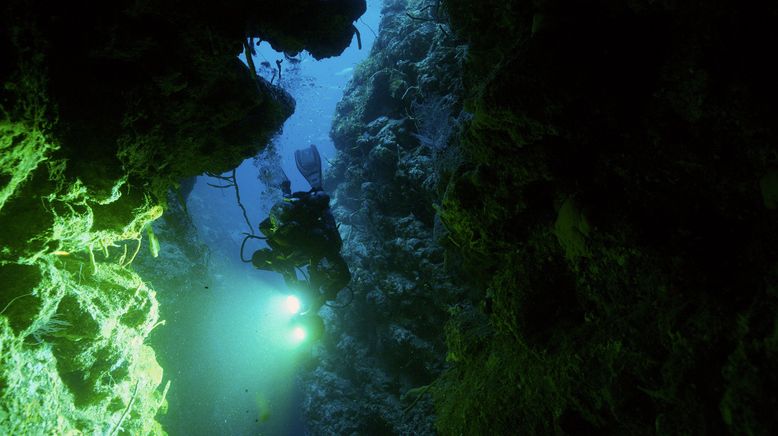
[278,168,291,197]
[309,255,351,302]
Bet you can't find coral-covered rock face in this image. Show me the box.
[434,0,778,434]
[0,0,365,432]
[299,0,469,434]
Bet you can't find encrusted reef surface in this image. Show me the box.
[0,0,364,432]
[308,0,778,434]
[432,0,778,434]
[300,0,470,433]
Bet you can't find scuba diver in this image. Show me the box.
[251,144,351,342]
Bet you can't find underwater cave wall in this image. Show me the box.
[0,0,364,432]
[299,0,471,433]
[432,0,778,434]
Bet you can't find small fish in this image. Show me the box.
[52,250,70,256]
[146,225,160,258]
[335,67,353,76]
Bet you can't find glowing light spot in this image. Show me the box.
[292,327,306,342]
[285,295,301,314]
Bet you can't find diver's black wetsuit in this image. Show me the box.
[251,188,351,310]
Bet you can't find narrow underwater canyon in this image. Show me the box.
[2,0,778,435]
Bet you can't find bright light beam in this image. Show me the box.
[285,295,301,314]
[291,327,306,343]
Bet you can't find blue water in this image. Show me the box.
[241,4,381,193]
[152,2,382,435]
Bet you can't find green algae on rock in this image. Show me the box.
[1,0,366,432]
[434,0,778,434]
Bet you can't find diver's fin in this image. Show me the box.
[278,168,291,197]
[294,144,323,190]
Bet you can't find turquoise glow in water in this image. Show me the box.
[150,1,382,434]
